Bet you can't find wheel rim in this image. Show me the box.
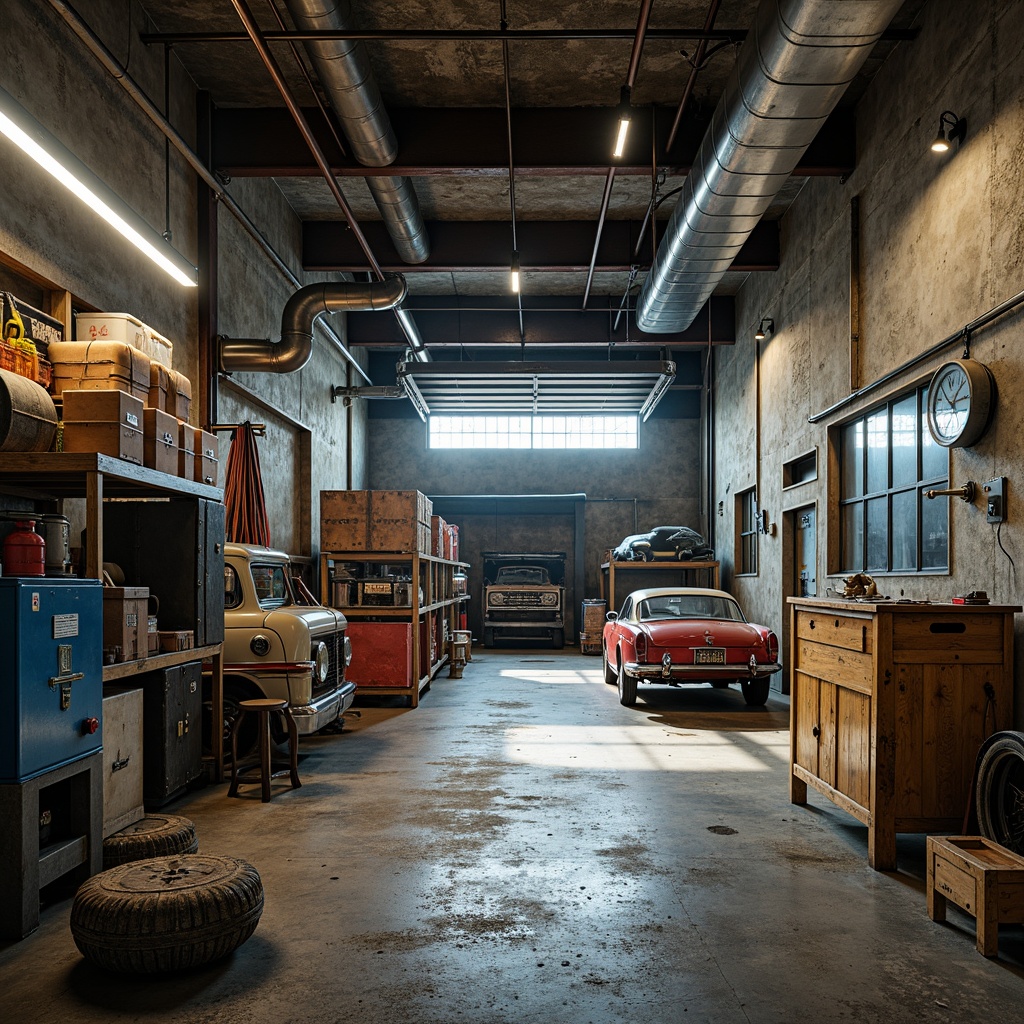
[983,748,1024,852]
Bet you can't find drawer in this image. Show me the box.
[795,610,869,654]
[892,612,1007,663]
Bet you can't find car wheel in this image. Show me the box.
[551,628,564,649]
[617,660,638,707]
[976,732,1024,853]
[741,678,770,705]
[221,681,261,761]
[603,643,617,684]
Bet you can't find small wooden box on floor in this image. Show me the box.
[927,835,1024,957]
[61,389,144,465]
[101,688,144,837]
[788,598,1020,870]
[321,489,433,553]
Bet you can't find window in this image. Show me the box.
[738,488,758,575]
[250,563,292,608]
[428,414,638,450]
[839,386,948,573]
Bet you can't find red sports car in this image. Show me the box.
[602,587,780,707]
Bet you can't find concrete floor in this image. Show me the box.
[4,648,1024,1023]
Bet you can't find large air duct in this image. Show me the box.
[636,0,903,333]
[220,276,407,373]
[284,0,430,265]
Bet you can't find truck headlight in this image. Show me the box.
[488,593,506,607]
[313,641,330,683]
[343,635,352,667]
[250,634,271,657]
[540,593,558,606]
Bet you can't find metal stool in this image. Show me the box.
[227,699,301,802]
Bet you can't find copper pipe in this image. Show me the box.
[665,0,722,154]
[227,0,384,280]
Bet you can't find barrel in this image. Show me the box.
[0,368,58,452]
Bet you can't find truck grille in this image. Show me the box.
[311,630,346,697]
[489,610,557,622]
[504,593,546,606]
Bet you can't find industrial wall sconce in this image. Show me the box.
[510,250,521,293]
[930,111,966,153]
[0,84,198,287]
[755,317,774,341]
[613,85,632,158]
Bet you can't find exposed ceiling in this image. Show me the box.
[133,0,925,365]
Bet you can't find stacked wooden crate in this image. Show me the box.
[321,489,433,554]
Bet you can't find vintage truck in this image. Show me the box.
[482,551,566,648]
[216,542,354,757]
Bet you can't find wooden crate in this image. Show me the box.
[927,835,1024,957]
[101,687,145,837]
[61,389,144,467]
[103,585,149,662]
[321,489,432,552]
[143,407,178,476]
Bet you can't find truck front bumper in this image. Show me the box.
[290,681,356,734]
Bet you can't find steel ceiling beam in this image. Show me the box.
[304,219,778,273]
[213,106,855,177]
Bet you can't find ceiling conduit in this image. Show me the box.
[220,276,408,373]
[635,0,903,333]
[283,0,430,265]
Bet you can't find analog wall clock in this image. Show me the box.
[925,358,995,448]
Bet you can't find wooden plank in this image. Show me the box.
[836,686,871,808]
[793,673,820,776]
[792,640,873,692]
[893,647,1004,665]
[869,611,895,871]
[792,764,870,824]
[819,679,838,790]
[795,610,869,653]
[894,663,922,819]
[922,663,962,819]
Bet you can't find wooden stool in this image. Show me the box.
[449,630,472,678]
[227,699,301,803]
[927,835,1024,957]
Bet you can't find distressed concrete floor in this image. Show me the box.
[4,648,1024,1023]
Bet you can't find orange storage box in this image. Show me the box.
[49,340,151,403]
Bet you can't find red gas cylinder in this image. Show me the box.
[3,520,46,576]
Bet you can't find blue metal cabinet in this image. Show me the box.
[0,578,103,783]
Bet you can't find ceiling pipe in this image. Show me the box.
[221,277,407,373]
[636,0,904,333]
[282,0,430,265]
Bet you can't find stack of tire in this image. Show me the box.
[71,815,264,973]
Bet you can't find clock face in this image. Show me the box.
[926,359,994,448]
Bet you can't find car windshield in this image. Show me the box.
[495,566,550,585]
[250,563,293,609]
[638,595,744,622]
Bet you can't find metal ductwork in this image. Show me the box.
[284,0,430,264]
[636,0,903,333]
[220,276,407,373]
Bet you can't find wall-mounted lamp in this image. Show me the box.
[930,110,966,153]
[0,84,198,288]
[510,250,521,294]
[612,85,632,159]
[754,317,774,341]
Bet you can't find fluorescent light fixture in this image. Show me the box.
[510,250,521,294]
[0,85,198,287]
[613,85,632,159]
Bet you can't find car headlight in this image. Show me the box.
[250,634,271,657]
[540,593,558,606]
[313,640,330,683]
[488,592,506,606]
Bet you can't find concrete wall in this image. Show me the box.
[714,0,1024,715]
[0,0,366,556]
[365,411,704,639]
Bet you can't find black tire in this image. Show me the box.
[71,854,264,974]
[603,644,617,685]
[551,628,564,650]
[102,814,199,869]
[741,678,770,706]
[617,660,638,707]
[976,731,1024,853]
[220,680,262,762]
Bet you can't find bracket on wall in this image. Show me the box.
[330,384,404,406]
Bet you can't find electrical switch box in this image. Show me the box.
[984,477,1007,524]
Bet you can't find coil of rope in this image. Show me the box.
[223,421,270,547]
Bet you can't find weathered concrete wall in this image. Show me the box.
[715,0,1024,715]
[0,0,367,557]
[365,413,705,638]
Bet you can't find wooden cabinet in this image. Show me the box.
[319,550,469,707]
[789,598,1019,870]
[600,559,719,612]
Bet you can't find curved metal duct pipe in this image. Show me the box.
[636,0,903,333]
[220,276,407,373]
[284,0,430,264]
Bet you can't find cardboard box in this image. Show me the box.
[158,629,194,652]
[143,407,178,476]
[321,490,433,553]
[61,388,144,465]
[101,687,145,838]
[49,339,152,403]
[103,584,149,662]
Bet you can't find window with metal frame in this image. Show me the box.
[838,386,948,573]
[738,488,758,575]
[428,414,638,450]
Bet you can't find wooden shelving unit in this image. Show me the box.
[599,559,720,612]
[0,453,227,780]
[319,550,469,707]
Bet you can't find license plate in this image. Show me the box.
[694,648,725,665]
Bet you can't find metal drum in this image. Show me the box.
[38,513,71,575]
